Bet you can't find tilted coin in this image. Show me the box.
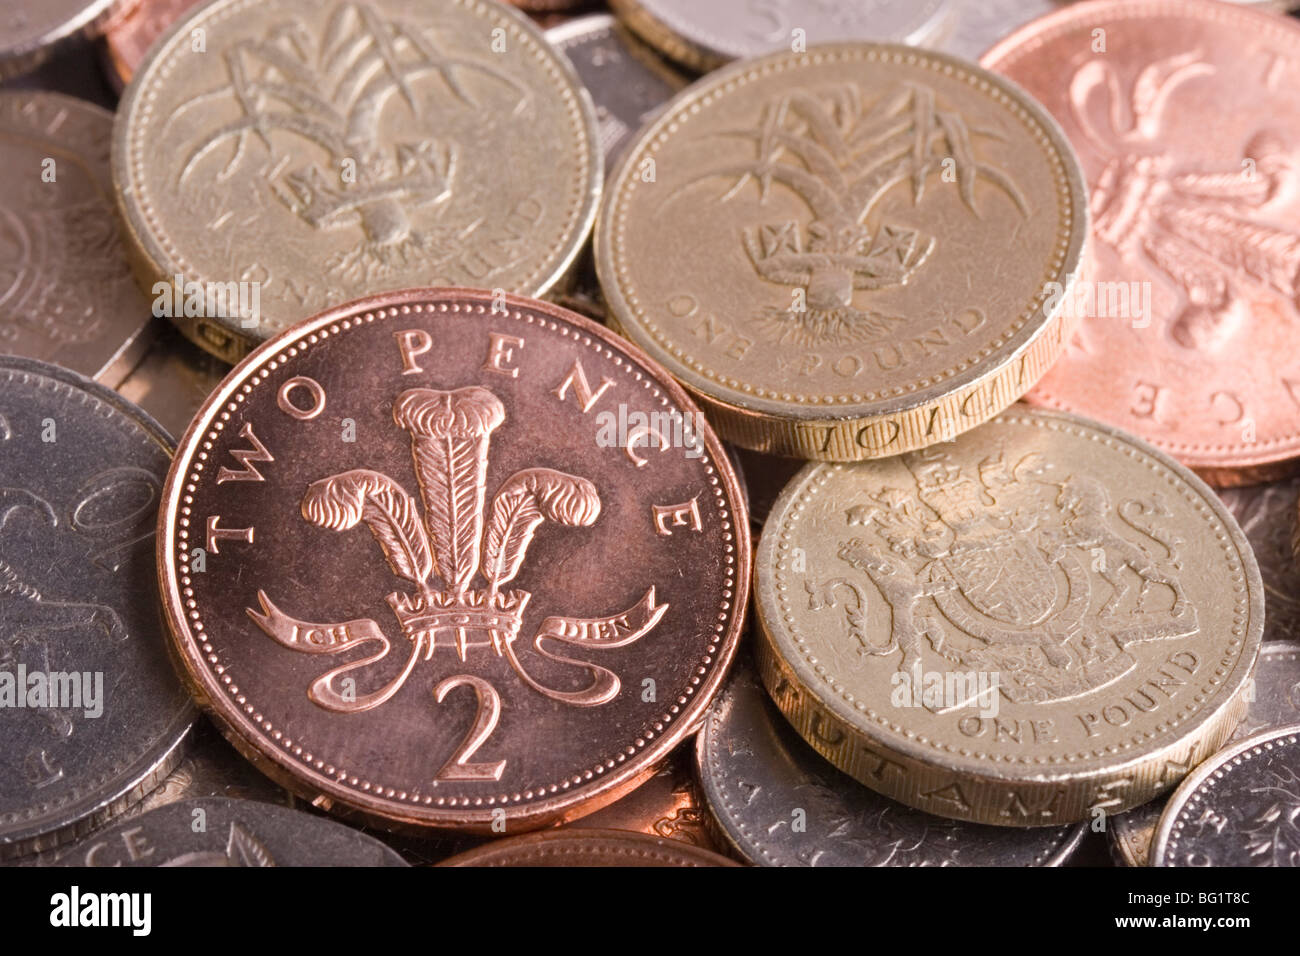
[439,827,740,866]
[608,0,954,72]
[1152,725,1300,866]
[0,0,134,79]
[1110,641,1300,866]
[1219,478,1300,643]
[48,797,408,865]
[596,45,1088,460]
[158,288,749,832]
[0,356,195,859]
[698,660,1087,865]
[113,0,602,363]
[116,322,230,441]
[983,0,1300,486]
[754,406,1263,826]
[0,93,155,386]
[942,0,1068,62]
[101,0,197,90]
[547,13,687,174]
[576,748,720,851]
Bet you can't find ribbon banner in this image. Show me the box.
[247,587,667,712]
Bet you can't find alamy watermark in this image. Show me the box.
[0,666,103,718]
[152,273,261,329]
[1045,280,1154,328]
[594,404,707,461]
[890,664,1001,719]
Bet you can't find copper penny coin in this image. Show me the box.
[100,0,197,90]
[438,827,741,866]
[983,0,1300,486]
[576,749,720,851]
[157,287,750,833]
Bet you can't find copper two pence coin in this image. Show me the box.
[983,0,1300,486]
[438,828,741,866]
[157,288,749,832]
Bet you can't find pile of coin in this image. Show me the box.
[2,0,1299,868]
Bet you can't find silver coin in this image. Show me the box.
[609,0,954,71]
[0,356,195,859]
[0,93,155,386]
[1218,478,1300,643]
[1152,724,1300,867]
[1110,641,1300,865]
[46,797,409,866]
[696,661,1087,866]
[943,0,1068,62]
[0,0,133,80]
[547,13,687,174]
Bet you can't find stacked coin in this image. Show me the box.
[2,0,1299,871]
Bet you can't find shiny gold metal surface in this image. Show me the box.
[112,0,601,363]
[754,405,1263,826]
[596,44,1088,460]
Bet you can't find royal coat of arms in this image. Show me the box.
[810,446,1198,705]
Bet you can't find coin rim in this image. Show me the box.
[752,404,1265,826]
[155,285,751,832]
[594,41,1089,460]
[1150,722,1300,866]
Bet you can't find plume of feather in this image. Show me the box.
[482,468,601,594]
[301,468,434,587]
[393,387,505,595]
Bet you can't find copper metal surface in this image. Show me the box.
[100,0,196,90]
[157,287,749,833]
[983,0,1300,485]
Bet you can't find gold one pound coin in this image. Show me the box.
[754,406,1262,826]
[113,0,601,362]
[596,44,1087,460]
